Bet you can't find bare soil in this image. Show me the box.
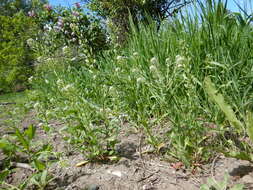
[1,106,253,190]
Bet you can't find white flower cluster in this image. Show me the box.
[175,55,187,67]
[61,84,74,92]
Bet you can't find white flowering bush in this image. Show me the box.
[29,3,108,65]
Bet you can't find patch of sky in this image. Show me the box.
[49,0,80,7]
[49,0,252,18]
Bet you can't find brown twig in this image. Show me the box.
[211,155,220,178]
[0,102,16,105]
[137,170,160,183]
[11,162,35,172]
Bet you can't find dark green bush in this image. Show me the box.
[0,12,37,93]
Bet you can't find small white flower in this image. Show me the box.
[63,106,69,111]
[26,38,34,47]
[38,123,43,127]
[62,46,69,53]
[137,77,145,84]
[34,102,40,109]
[37,56,43,62]
[28,76,33,83]
[46,58,53,62]
[71,57,77,61]
[45,110,51,116]
[45,79,49,84]
[109,86,116,95]
[149,65,157,73]
[115,67,120,72]
[56,79,63,86]
[62,84,73,92]
[150,57,158,64]
[116,56,124,61]
[133,52,139,56]
[165,58,170,63]
[175,55,186,66]
[131,68,139,73]
[70,23,75,28]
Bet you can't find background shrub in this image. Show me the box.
[0,12,37,93]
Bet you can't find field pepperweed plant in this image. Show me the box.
[31,0,253,166]
[1,0,253,189]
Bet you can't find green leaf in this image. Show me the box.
[0,170,9,182]
[246,112,253,143]
[224,151,253,162]
[199,184,210,190]
[40,170,48,186]
[231,184,244,190]
[204,77,244,132]
[29,174,41,187]
[33,160,46,171]
[15,128,29,150]
[0,139,15,153]
[25,125,36,140]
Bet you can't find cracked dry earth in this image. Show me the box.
[1,108,253,190]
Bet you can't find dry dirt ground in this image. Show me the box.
[1,106,253,190]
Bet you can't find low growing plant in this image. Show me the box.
[205,77,253,162]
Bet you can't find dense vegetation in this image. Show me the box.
[1,0,253,189]
[0,12,37,93]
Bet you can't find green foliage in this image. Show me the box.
[204,77,244,132]
[88,0,191,43]
[29,3,108,65]
[200,173,244,190]
[30,60,120,161]
[0,12,37,93]
[0,93,57,189]
[0,124,52,167]
[0,0,31,16]
[30,0,253,167]
[205,77,253,162]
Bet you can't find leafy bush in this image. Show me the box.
[30,3,108,61]
[88,0,191,44]
[0,12,37,93]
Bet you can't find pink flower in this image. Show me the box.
[57,18,64,27]
[72,11,80,17]
[75,2,81,8]
[44,4,52,11]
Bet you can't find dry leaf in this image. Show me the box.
[75,160,89,167]
[171,162,184,170]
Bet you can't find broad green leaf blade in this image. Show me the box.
[246,112,253,143]
[0,170,9,182]
[0,139,15,153]
[204,77,244,132]
[199,184,209,190]
[15,128,29,150]
[40,170,48,185]
[230,184,244,190]
[223,151,253,162]
[25,125,36,141]
[33,160,46,171]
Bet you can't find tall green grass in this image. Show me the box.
[32,0,253,166]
